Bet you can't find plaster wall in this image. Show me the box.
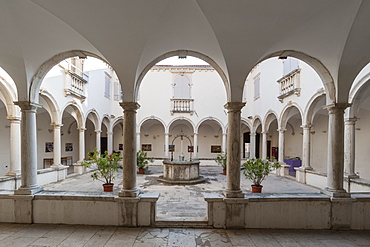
[0,105,10,176]
[310,114,328,172]
[36,111,54,169]
[140,124,165,158]
[354,107,370,180]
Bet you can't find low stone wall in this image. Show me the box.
[0,191,159,226]
[205,193,370,230]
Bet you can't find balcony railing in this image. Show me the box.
[277,68,301,102]
[171,99,194,115]
[64,72,88,101]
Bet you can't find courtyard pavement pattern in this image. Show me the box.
[43,165,320,220]
[1,166,370,246]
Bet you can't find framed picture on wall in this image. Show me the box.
[211,145,222,153]
[119,144,123,150]
[45,142,53,152]
[169,145,175,152]
[188,145,194,152]
[142,144,152,151]
[65,143,73,152]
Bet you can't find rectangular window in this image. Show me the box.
[283,57,299,75]
[254,75,260,100]
[114,81,122,101]
[104,75,111,98]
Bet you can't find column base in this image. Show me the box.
[321,187,350,198]
[345,174,359,179]
[119,188,140,197]
[5,171,21,176]
[14,185,43,195]
[223,189,244,198]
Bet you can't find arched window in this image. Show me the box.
[173,75,190,99]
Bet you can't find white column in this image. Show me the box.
[95,129,101,152]
[344,118,358,178]
[221,133,227,153]
[278,128,286,163]
[136,132,141,151]
[6,116,21,176]
[107,131,113,153]
[301,125,312,169]
[51,123,63,168]
[14,101,42,195]
[193,132,198,158]
[78,128,86,162]
[119,102,140,197]
[224,102,245,198]
[164,132,169,158]
[323,103,349,198]
[261,132,267,159]
[249,132,256,159]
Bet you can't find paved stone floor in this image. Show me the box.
[0,223,369,246]
[43,166,320,220]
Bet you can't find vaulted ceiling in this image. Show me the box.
[0,0,369,103]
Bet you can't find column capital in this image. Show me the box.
[300,124,312,129]
[261,131,268,135]
[6,116,21,122]
[14,101,42,112]
[120,102,140,112]
[277,128,286,133]
[344,118,357,125]
[107,131,113,135]
[51,123,63,128]
[77,127,87,131]
[250,132,256,137]
[324,103,350,114]
[224,102,246,112]
[95,129,102,133]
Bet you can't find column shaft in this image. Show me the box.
[119,102,140,197]
[78,128,86,161]
[301,125,312,169]
[344,119,357,178]
[193,133,198,158]
[164,133,169,158]
[95,130,101,151]
[6,117,21,176]
[107,131,113,153]
[250,132,256,159]
[14,102,42,195]
[136,132,141,151]
[278,129,286,163]
[224,102,245,198]
[261,132,267,159]
[323,103,349,198]
[51,124,62,168]
[221,133,227,153]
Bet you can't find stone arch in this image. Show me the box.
[263,110,278,133]
[168,117,195,133]
[29,50,109,103]
[135,50,230,102]
[257,50,335,105]
[85,109,101,131]
[348,73,370,119]
[304,90,326,126]
[279,102,303,129]
[39,89,61,124]
[195,116,225,134]
[0,73,18,117]
[101,115,111,132]
[252,116,263,133]
[138,116,167,134]
[60,101,85,128]
[240,117,252,132]
[112,116,124,130]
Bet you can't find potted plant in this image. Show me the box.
[137,150,153,174]
[242,158,281,193]
[215,152,227,175]
[82,148,122,192]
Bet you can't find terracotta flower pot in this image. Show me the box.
[223,169,227,175]
[251,185,263,193]
[103,183,114,192]
[138,168,145,174]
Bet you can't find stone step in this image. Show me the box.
[155,219,211,228]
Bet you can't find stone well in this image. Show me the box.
[158,160,205,185]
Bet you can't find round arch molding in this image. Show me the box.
[135,50,230,102]
[29,50,109,104]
